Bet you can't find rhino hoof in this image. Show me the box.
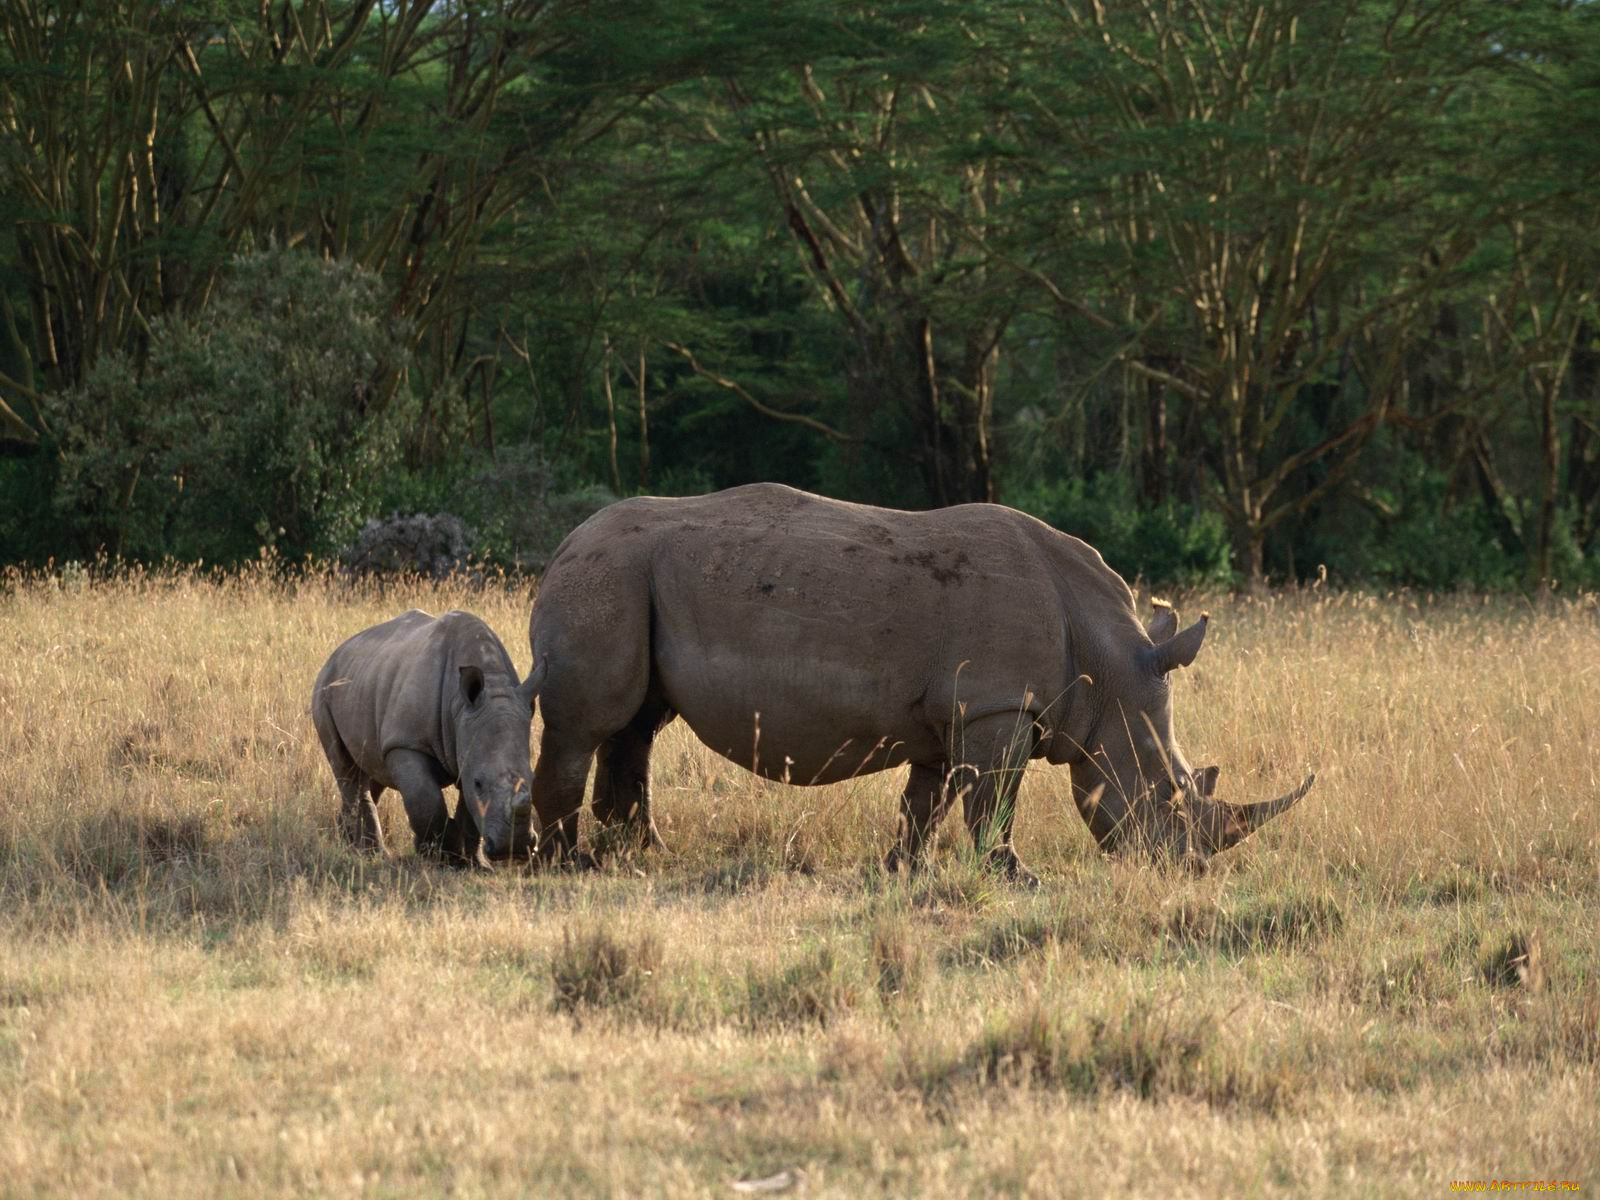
[990,850,1039,889]
[1011,865,1042,890]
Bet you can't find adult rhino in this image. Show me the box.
[526,484,1312,877]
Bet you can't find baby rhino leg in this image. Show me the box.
[439,803,482,869]
[384,748,456,864]
[318,724,384,852]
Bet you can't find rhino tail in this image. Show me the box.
[517,654,549,713]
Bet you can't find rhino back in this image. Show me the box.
[533,484,1141,781]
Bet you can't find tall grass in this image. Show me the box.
[0,567,1595,1196]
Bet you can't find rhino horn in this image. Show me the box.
[1213,773,1316,851]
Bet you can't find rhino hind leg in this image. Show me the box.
[591,693,674,856]
[951,714,1039,887]
[319,724,385,853]
[530,727,599,868]
[884,762,953,874]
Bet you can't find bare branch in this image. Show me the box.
[662,341,861,444]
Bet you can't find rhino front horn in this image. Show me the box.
[1218,773,1315,850]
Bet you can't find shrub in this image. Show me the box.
[342,512,475,578]
[1008,476,1233,588]
[47,249,415,563]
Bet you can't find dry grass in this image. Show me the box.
[1,565,1597,1197]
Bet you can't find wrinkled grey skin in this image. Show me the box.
[527,484,1312,878]
[312,610,546,864]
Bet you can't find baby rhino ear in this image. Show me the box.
[459,664,486,708]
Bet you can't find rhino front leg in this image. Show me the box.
[384,748,458,865]
[951,714,1039,886]
[439,804,483,869]
[884,762,952,874]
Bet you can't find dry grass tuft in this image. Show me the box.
[1160,892,1344,956]
[744,945,862,1029]
[955,994,1219,1103]
[1480,929,1546,992]
[551,926,664,1022]
[868,913,925,1006]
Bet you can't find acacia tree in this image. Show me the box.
[1021,0,1509,585]
[0,0,679,451]
[690,4,1030,506]
[1464,12,1600,593]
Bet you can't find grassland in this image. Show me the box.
[0,566,1596,1197]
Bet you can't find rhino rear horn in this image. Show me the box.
[1217,773,1315,850]
[1146,613,1208,675]
[517,655,549,711]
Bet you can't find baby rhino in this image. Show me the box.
[312,610,546,865]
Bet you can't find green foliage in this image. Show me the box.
[1009,477,1234,589]
[2,1,1598,589]
[45,251,414,563]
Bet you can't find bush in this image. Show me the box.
[1008,476,1233,588]
[342,512,474,578]
[46,249,415,563]
[376,447,616,570]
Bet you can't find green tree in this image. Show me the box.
[47,250,413,561]
[1021,0,1514,586]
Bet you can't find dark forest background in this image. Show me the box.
[3,0,1598,590]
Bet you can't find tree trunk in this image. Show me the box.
[1229,516,1267,595]
[1142,372,1167,506]
[636,344,650,491]
[601,342,622,496]
[1530,374,1559,595]
[908,316,996,507]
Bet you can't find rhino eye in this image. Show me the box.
[473,777,483,791]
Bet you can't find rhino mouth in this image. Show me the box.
[1073,773,1315,860]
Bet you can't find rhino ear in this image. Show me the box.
[1146,613,1208,674]
[1146,599,1178,644]
[459,664,486,708]
[1194,765,1220,797]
